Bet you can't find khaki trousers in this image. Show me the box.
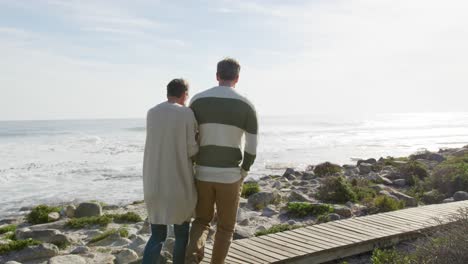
[185,178,243,264]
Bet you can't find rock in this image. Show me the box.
[5,261,22,264]
[255,226,267,233]
[283,168,295,177]
[411,151,445,162]
[138,220,151,235]
[328,213,341,221]
[87,252,116,264]
[333,205,352,218]
[15,228,71,245]
[357,158,377,166]
[48,212,60,222]
[379,190,399,201]
[239,197,248,208]
[49,255,87,264]
[102,204,120,210]
[127,235,148,256]
[28,220,67,231]
[443,198,455,203]
[422,190,445,204]
[239,218,250,226]
[284,174,296,181]
[248,191,281,210]
[2,243,59,262]
[233,226,254,239]
[391,190,417,207]
[272,181,281,189]
[393,179,407,187]
[162,237,175,255]
[65,205,76,218]
[90,233,131,247]
[287,220,296,225]
[288,191,313,202]
[71,246,90,254]
[302,172,315,180]
[261,206,279,217]
[453,191,468,201]
[358,163,373,175]
[75,202,102,218]
[115,249,139,264]
[378,175,393,185]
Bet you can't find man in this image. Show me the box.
[185,58,258,264]
[142,78,199,264]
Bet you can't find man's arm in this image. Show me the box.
[241,105,258,177]
[186,110,199,160]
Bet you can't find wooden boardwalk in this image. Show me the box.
[201,200,468,264]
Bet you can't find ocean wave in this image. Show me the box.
[125,127,146,132]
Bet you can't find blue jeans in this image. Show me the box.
[142,222,190,264]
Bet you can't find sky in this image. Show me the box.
[0,0,468,120]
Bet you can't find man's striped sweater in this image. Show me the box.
[190,86,258,183]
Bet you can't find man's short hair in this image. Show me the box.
[167,78,189,98]
[217,58,240,81]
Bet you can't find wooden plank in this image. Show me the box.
[273,232,327,251]
[236,239,291,260]
[306,225,366,243]
[325,221,385,239]
[342,218,403,235]
[355,216,416,232]
[287,229,345,248]
[245,237,301,258]
[229,242,279,263]
[368,213,428,228]
[226,245,266,264]
[313,222,392,240]
[291,228,351,247]
[259,234,312,254]
[319,222,379,239]
[276,231,331,250]
[206,244,254,264]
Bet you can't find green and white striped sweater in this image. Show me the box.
[190,86,258,183]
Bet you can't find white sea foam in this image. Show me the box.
[1,113,468,217]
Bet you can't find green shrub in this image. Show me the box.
[0,239,41,255]
[287,202,333,218]
[316,214,331,223]
[399,161,429,185]
[4,232,16,241]
[106,212,143,223]
[26,205,61,225]
[431,154,468,195]
[316,176,357,203]
[371,248,412,264]
[313,162,342,177]
[66,215,113,229]
[0,224,16,235]
[255,224,300,237]
[241,182,260,198]
[372,195,405,213]
[350,179,378,202]
[420,189,445,205]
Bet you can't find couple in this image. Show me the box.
[142,58,258,264]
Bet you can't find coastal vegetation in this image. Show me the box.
[26,205,61,225]
[88,228,129,244]
[286,202,333,218]
[313,162,342,177]
[254,224,301,237]
[0,224,16,235]
[316,176,357,203]
[241,182,260,198]
[0,239,41,255]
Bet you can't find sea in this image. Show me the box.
[1,112,468,218]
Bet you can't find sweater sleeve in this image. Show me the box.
[186,109,199,160]
[241,105,258,171]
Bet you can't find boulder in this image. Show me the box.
[261,206,279,217]
[115,249,139,264]
[248,191,281,210]
[71,246,90,254]
[421,190,445,204]
[393,179,407,187]
[333,205,352,218]
[2,243,59,262]
[90,233,131,247]
[75,202,102,218]
[288,191,313,203]
[443,198,455,203]
[391,190,417,207]
[127,235,148,256]
[357,158,377,166]
[233,226,254,239]
[28,220,67,231]
[328,213,341,221]
[272,181,281,189]
[15,228,70,245]
[65,205,76,218]
[358,163,373,175]
[302,172,316,180]
[48,212,60,222]
[5,261,22,264]
[453,191,468,201]
[48,255,86,264]
[239,218,250,226]
[411,151,445,162]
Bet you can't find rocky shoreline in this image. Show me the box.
[1,145,468,264]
